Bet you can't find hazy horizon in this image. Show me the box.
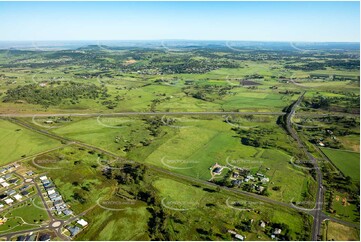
[0,1,359,42]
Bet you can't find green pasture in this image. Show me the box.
[321,148,360,181]
[0,119,61,165]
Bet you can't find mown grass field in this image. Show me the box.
[321,148,360,181]
[0,119,61,165]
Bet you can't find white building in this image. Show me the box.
[77,219,88,227]
[14,194,22,201]
[39,175,48,181]
[4,198,14,204]
[235,234,244,241]
[47,189,56,195]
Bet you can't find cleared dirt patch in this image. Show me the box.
[124,59,137,65]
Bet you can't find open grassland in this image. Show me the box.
[337,135,360,152]
[328,191,360,223]
[321,148,360,181]
[51,116,156,157]
[49,115,315,204]
[0,64,358,114]
[77,204,151,241]
[153,177,311,240]
[324,221,359,241]
[0,119,61,165]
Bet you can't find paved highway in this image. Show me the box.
[0,111,286,118]
[285,91,324,241]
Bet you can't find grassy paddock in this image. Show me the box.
[0,119,61,165]
[321,148,360,181]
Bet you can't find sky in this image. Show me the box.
[0,1,359,42]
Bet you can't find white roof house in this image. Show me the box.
[0,178,5,183]
[235,234,244,241]
[39,176,48,181]
[0,204,4,208]
[77,219,88,227]
[47,189,56,195]
[274,228,282,235]
[5,198,14,204]
[14,194,22,201]
[1,182,9,187]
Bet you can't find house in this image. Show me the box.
[67,226,81,237]
[77,219,88,227]
[14,163,20,168]
[259,220,266,228]
[42,179,51,185]
[4,174,12,179]
[13,194,22,201]
[20,191,29,196]
[261,177,270,183]
[9,179,18,184]
[235,234,244,241]
[38,234,51,241]
[44,183,54,189]
[51,196,63,202]
[0,169,6,174]
[1,182,9,188]
[246,175,255,180]
[44,120,53,124]
[0,217,7,225]
[39,175,48,181]
[274,228,282,235]
[6,189,16,196]
[318,142,325,147]
[0,178,5,183]
[0,204,4,209]
[25,171,34,176]
[213,167,222,174]
[256,186,265,192]
[47,189,56,195]
[53,200,63,206]
[231,180,242,186]
[63,209,73,216]
[256,173,264,177]
[4,198,14,204]
[20,185,29,191]
[55,207,65,214]
[49,193,58,199]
